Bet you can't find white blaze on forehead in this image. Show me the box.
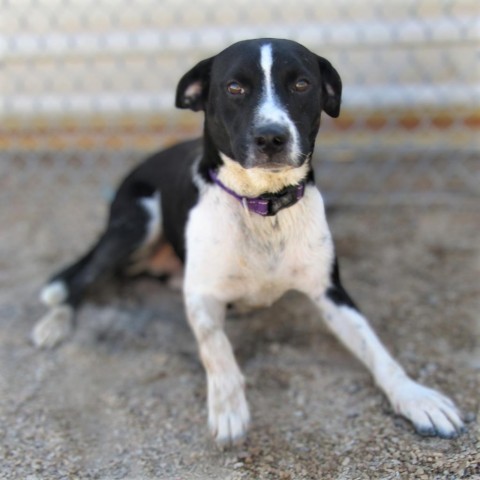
[257,44,300,161]
[260,44,274,101]
[258,44,280,122]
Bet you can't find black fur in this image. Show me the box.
[326,257,358,310]
[47,139,200,308]
[177,38,342,171]
[43,38,342,315]
[49,207,149,307]
[114,139,201,261]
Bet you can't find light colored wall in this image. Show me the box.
[1,0,478,121]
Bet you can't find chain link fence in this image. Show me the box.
[1,0,479,206]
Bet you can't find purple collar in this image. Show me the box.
[209,169,306,216]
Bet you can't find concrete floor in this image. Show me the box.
[0,160,478,479]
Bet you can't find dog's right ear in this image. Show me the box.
[175,57,215,112]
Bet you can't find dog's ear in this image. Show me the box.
[317,56,342,118]
[175,57,215,112]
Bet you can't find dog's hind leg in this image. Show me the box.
[33,188,161,348]
[33,247,99,349]
[39,248,97,308]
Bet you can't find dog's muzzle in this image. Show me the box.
[247,122,300,168]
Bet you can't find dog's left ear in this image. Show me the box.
[317,56,342,118]
[175,57,215,112]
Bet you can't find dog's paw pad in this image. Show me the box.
[391,379,464,438]
[31,305,74,349]
[40,281,68,307]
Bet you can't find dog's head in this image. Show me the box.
[176,38,341,171]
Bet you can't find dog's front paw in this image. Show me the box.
[31,305,74,349]
[389,378,465,438]
[208,373,250,447]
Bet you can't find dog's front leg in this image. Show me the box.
[310,287,464,438]
[185,292,250,446]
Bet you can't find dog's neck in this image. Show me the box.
[216,154,310,198]
[209,167,307,216]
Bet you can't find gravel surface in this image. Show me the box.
[0,160,479,479]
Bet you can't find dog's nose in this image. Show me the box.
[254,124,290,156]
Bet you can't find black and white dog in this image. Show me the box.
[33,38,464,445]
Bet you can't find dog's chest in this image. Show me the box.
[185,185,334,306]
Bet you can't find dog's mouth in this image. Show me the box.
[245,150,304,170]
[257,162,295,172]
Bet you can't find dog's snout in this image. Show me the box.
[254,124,290,156]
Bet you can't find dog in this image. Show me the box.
[33,38,464,446]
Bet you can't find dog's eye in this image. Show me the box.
[293,79,310,93]
[227,81,245,95]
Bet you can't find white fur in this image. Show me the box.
[31,305,74,349]
[126,192,163,275]
[218,153,310,198]
[314,298,464,438]
[185,177,463,443]
[139,191,162,247]
[386,378,464,436]
[208,370,250,446]
[184,183,333,444]
[39,280,68,307]
[185,184,333,307]
[254,44,301,166]
[184,82,202,102]
[184,292,250,446]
